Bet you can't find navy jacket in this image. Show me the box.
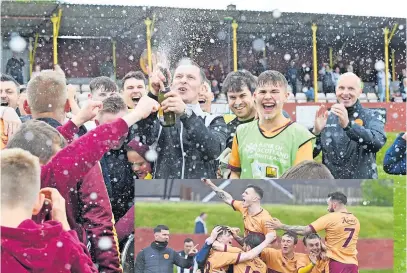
[313,100,387,179]
[383,133,406,175]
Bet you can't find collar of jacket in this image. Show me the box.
[151,240,168,250]
[36,117,62,128]
[186,103,205,118]
[346,100,362,117]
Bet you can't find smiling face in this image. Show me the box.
[123,78,147,108]
[127,150,151,179]
[305,238,321,256]
[336,73,362,108]
[1,80,19,109]
[172,64,202,104]
[227,87,256,120]
[198,81,213,112]
[254,83,288,121]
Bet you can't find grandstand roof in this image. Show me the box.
[1,1,406,47]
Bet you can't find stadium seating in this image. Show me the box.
[326,93,337,103]
[81,84,91,92]
[77,92,90,102]
[367,93,378,102]
[287,93,296,103]
[70,84,81,92]
[359,93,368,103]
[317,93,327,102]
[295,93,307,103]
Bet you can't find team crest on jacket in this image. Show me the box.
[354,119,364,126]
[164,253,170,259]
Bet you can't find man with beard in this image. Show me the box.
[201,179,276,245]
[266,192,360,273]
[122,71,148,109]
[228,70,314,179]
[1,74,21,116]
[135,225,197,273]
[312,72,386,178]
[133,58,228,179]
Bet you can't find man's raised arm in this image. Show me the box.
[265,218,313,236]
[201,179,233,206]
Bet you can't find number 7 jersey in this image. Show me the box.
[309,211,360,265]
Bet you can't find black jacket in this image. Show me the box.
[313,100,387,179]
[103,148,134,220]
[131,93,228,179]
[135,242,194,273]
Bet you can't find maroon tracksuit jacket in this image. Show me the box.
[1,219,98,273]
[34,118,129,273]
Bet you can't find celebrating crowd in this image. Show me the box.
[0,49,405,273]
[135,180,360,273]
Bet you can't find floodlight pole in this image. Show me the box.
[312,24,318,102]
[232,20,238,72]
[384,27,390,102]
[51,9,62,65]
[145,18,153,87]
[112,40,117,80]
[29,33,39,78]
[329,47,333,68]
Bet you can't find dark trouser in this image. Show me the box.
[329,259,358,273]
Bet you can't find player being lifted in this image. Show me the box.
[201,179,276,245]
[197,226,274,273]
[266,192,360,273]
[211,231,318,273]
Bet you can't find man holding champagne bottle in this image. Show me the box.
[130,58,228,179]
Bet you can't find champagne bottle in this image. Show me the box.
[158,67,176,127]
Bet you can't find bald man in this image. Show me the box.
[312,72,386,179]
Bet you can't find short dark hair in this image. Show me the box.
[0,73,19,87]
[280,160,334,179]
[89,76,118,94]
[222,70,257,94]
[257,70,288,90]
[19,86,27,94]
[200,212,206,217]
[184,238,194,244]
[243,233,264,249]
[122,71,147,88]
[99,96,127,115]
[214,225,232,239]
[246,184,264,199]
[302,233,321,246]
[282,232,298,245]
[328,192,347,205]
[154,225,169,233]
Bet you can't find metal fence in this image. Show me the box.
[135,179,370,205]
